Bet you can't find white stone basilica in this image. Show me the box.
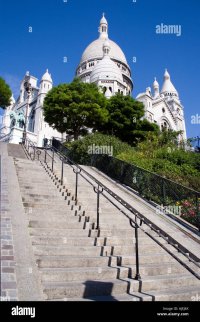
[0,14,187,145]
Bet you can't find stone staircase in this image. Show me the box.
[13,154,200,301]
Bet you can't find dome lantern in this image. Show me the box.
[99,13,108,40]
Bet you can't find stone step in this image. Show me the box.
[40,266,129,282]
[128,274,199,292]
[65,286,200,301]
[28,214,86,223]
[31,236,96,247]
[95,236,167,246]
[23,202,73,209]
[89,223,133,229]
[20,189,61,194]
[29,220,92,230]
[36,255,110,268]
[102,244,171,256]
[29,219,132,230]
[33,245,104,256]
[141,286,200,301]
[126,262,187,276]
[26,209,83,217]
[89,228,158,238]
[22,196,61,202]
[43,279,130,299]
[29,227,92,237]
[30,235,165,247]
[63,293,151,301]
[65,284,200,301]
[112,253,177,265]
[22,192,61,198]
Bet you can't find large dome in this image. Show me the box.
[76,14,133,95]
[81,38,127,64]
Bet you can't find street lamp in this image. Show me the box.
[22,74,32,144]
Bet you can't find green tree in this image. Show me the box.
[0,77,12,109]
[43,78,108,140]
[98,94,159,145]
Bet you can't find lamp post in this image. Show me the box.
[22,75,32,144]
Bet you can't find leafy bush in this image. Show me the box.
[65,133,132,164]
[178,199,200,227]
[64,132,200,191]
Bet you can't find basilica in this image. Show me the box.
[0,14,187,145]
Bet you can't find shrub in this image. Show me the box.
[65,133,132,164]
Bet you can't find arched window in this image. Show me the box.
[161,120,170,132]
[109,87,112,93]
[28,109,35,133]
[103,87,107,94]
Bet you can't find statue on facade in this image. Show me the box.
[9,111,25,129]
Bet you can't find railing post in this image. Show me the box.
[162,179,166,206]
[52,150,54,172]
[130,218,141,281]
[97,185,100,230]
[93,185,104,230]
[61,158,64,185]
[33,146,36,160]
[196,194,200,232]
[44,149,47,163]
[135,217,141,280]
[75,170,78,201]
[73,167,81,201]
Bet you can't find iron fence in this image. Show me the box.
[52,138,200,231]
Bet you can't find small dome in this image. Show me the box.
[161,69,178,95]
[153,77,159,89]
[90,56,123,84]
[100,13,107,25]
[41,69,52,82]
[164,69,170,80]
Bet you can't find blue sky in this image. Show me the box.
[0,0,199,138]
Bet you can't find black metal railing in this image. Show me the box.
[51,138,200,231]
[23,138,42,160]
[23,138,200,280]
[90,154,200,231]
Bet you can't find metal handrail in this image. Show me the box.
[48,144,200,277]
[0,126,13,141]
[23,139,200,280]
[23,138,41,161]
